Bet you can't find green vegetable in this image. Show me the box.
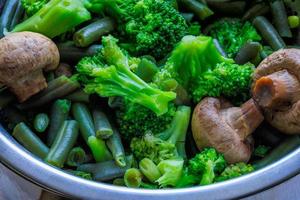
[208,19,261,58]
[33,113,49,133]
[192,62,254,103]
[139,158,161,183]
[106,127,126,167]
[9,1,25,31]
[92,108,113,139]
[0,0,19,38]
[47,99,71,146]
[130,106,191,164]
[45,120,79,168]
[188,148,226,185]
[66,170,93,180]
[179,0,214,20]
[87,136,112,162]
[288,16,300,28]
[124,168,143,188]
[21,0,49,16]
[113,178,125,186]
[234,42,262,65]
[215,163,254,182]
[135,58,159,83]
[85,0,188,58]
[156,159,184,187]
[65,90,90,103]
[13,122,49,159]
[13,0,91,38]
[76,35,176,116]
[67,147,87,167]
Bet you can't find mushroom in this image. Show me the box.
[192,97,264,163]
[252,49,300,135]
[0,32,60,102]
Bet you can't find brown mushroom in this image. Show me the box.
[252,49,300,134]
[0,32,60,102]
[192,97,264,163]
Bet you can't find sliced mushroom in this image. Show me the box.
[0,32,60,102]
[252,49,300,134]
[192,97,264,164]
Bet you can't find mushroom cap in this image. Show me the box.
[192,97,258,164]
[0,32,60,101]
[252,49,300,134]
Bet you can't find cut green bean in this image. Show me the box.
[78,155,134,181]
[93,109,113,139]
[46,72,55,82]
[33,113,49,133]
[67,147,87,167]
[13,122,49,159]
[235,42,262,65]
[135,58,159,83]
[0,0,18,38]
[2,107,27,130]
[270,0,292,38]
[47,99,71,146]
[66,90,90,103]
[113,178,125,186]
[253,16,286,50]
[179,0,214,20]
[242,3,270,21]
[18,76,79,109]
[206,0,246,16]
[9,0,24,31]
[45,120,79,168]
[106,127,126,167]
[124,168,143,188]
[72,103,95,142]
[87,136,112,162]
[288,16,300,28]
[139,158,161,183]
[65,170,92,180]
[74,17,116,47]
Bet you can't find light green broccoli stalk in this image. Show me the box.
[130,106,191,164]
[76,35,176,116]
[156,159,184,187]
[188,148,227,185]
[192,62,254,103]
[215,163,254,182]
[208,18,261,58]
[13,0,91,38]
[21,0,49,16]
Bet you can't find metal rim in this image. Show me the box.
[0,126,300,200]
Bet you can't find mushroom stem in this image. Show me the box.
[253,70,300,109]
[221,99,264,139]
[10,69,47,102]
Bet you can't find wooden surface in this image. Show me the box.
[0,163,299,200]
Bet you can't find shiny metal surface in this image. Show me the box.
[0,125,300,200]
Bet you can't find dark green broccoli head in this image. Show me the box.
[215,163,254,182]
[21,0,49,16]
[208,18,261,58]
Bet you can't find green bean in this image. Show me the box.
[45,72,55,82]
[108,97,124,109]
[253,16,286,50]
[2,107,27,130]
[181,13,194,23]
[67,147,87,167]
[235,42,262,65]
[135,58,159,83]
[253,136,300,169]
[213,39,227,58]
[242,3,270,21]
[74,17,116,47]
[124,168,143,188]
[33,113,49,133]
[9,0,24,31]
[45,120,79,168]
[13,122,49,159]
[18,76,79,109]
[65,170,92,180]
[270,0,292,38]
[0,0,18,38]
[206,0,246,16]
[87,136,112,162]
[179,0,214,20]
[139,158,161,183]
[288,16,300,28]
[106,127,126,167]
[0,0,6,13]
[260,46,274,60]
[65,90,90,103]
[72,103,95,142]
[78,155,134,181]
[47,99,71,146]
[113,178,126,186]
[92,109,113,139]
[58,41,103,63]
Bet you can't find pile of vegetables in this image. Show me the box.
[0,0,299,190]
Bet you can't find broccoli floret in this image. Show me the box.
[253,145,271,158]
[13,0,91,38]
[188,148,227,185]
[176,167,200,188]
[85,0,188,59]
[208,19,261,58]
[130,106,191,164]
[215,163,254,182]
[21,0,49,16]
[116,100,176,141]
[154,35,233,89]
[156,159,184,187]
[76,35,176,116]
[192,62,254,103]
